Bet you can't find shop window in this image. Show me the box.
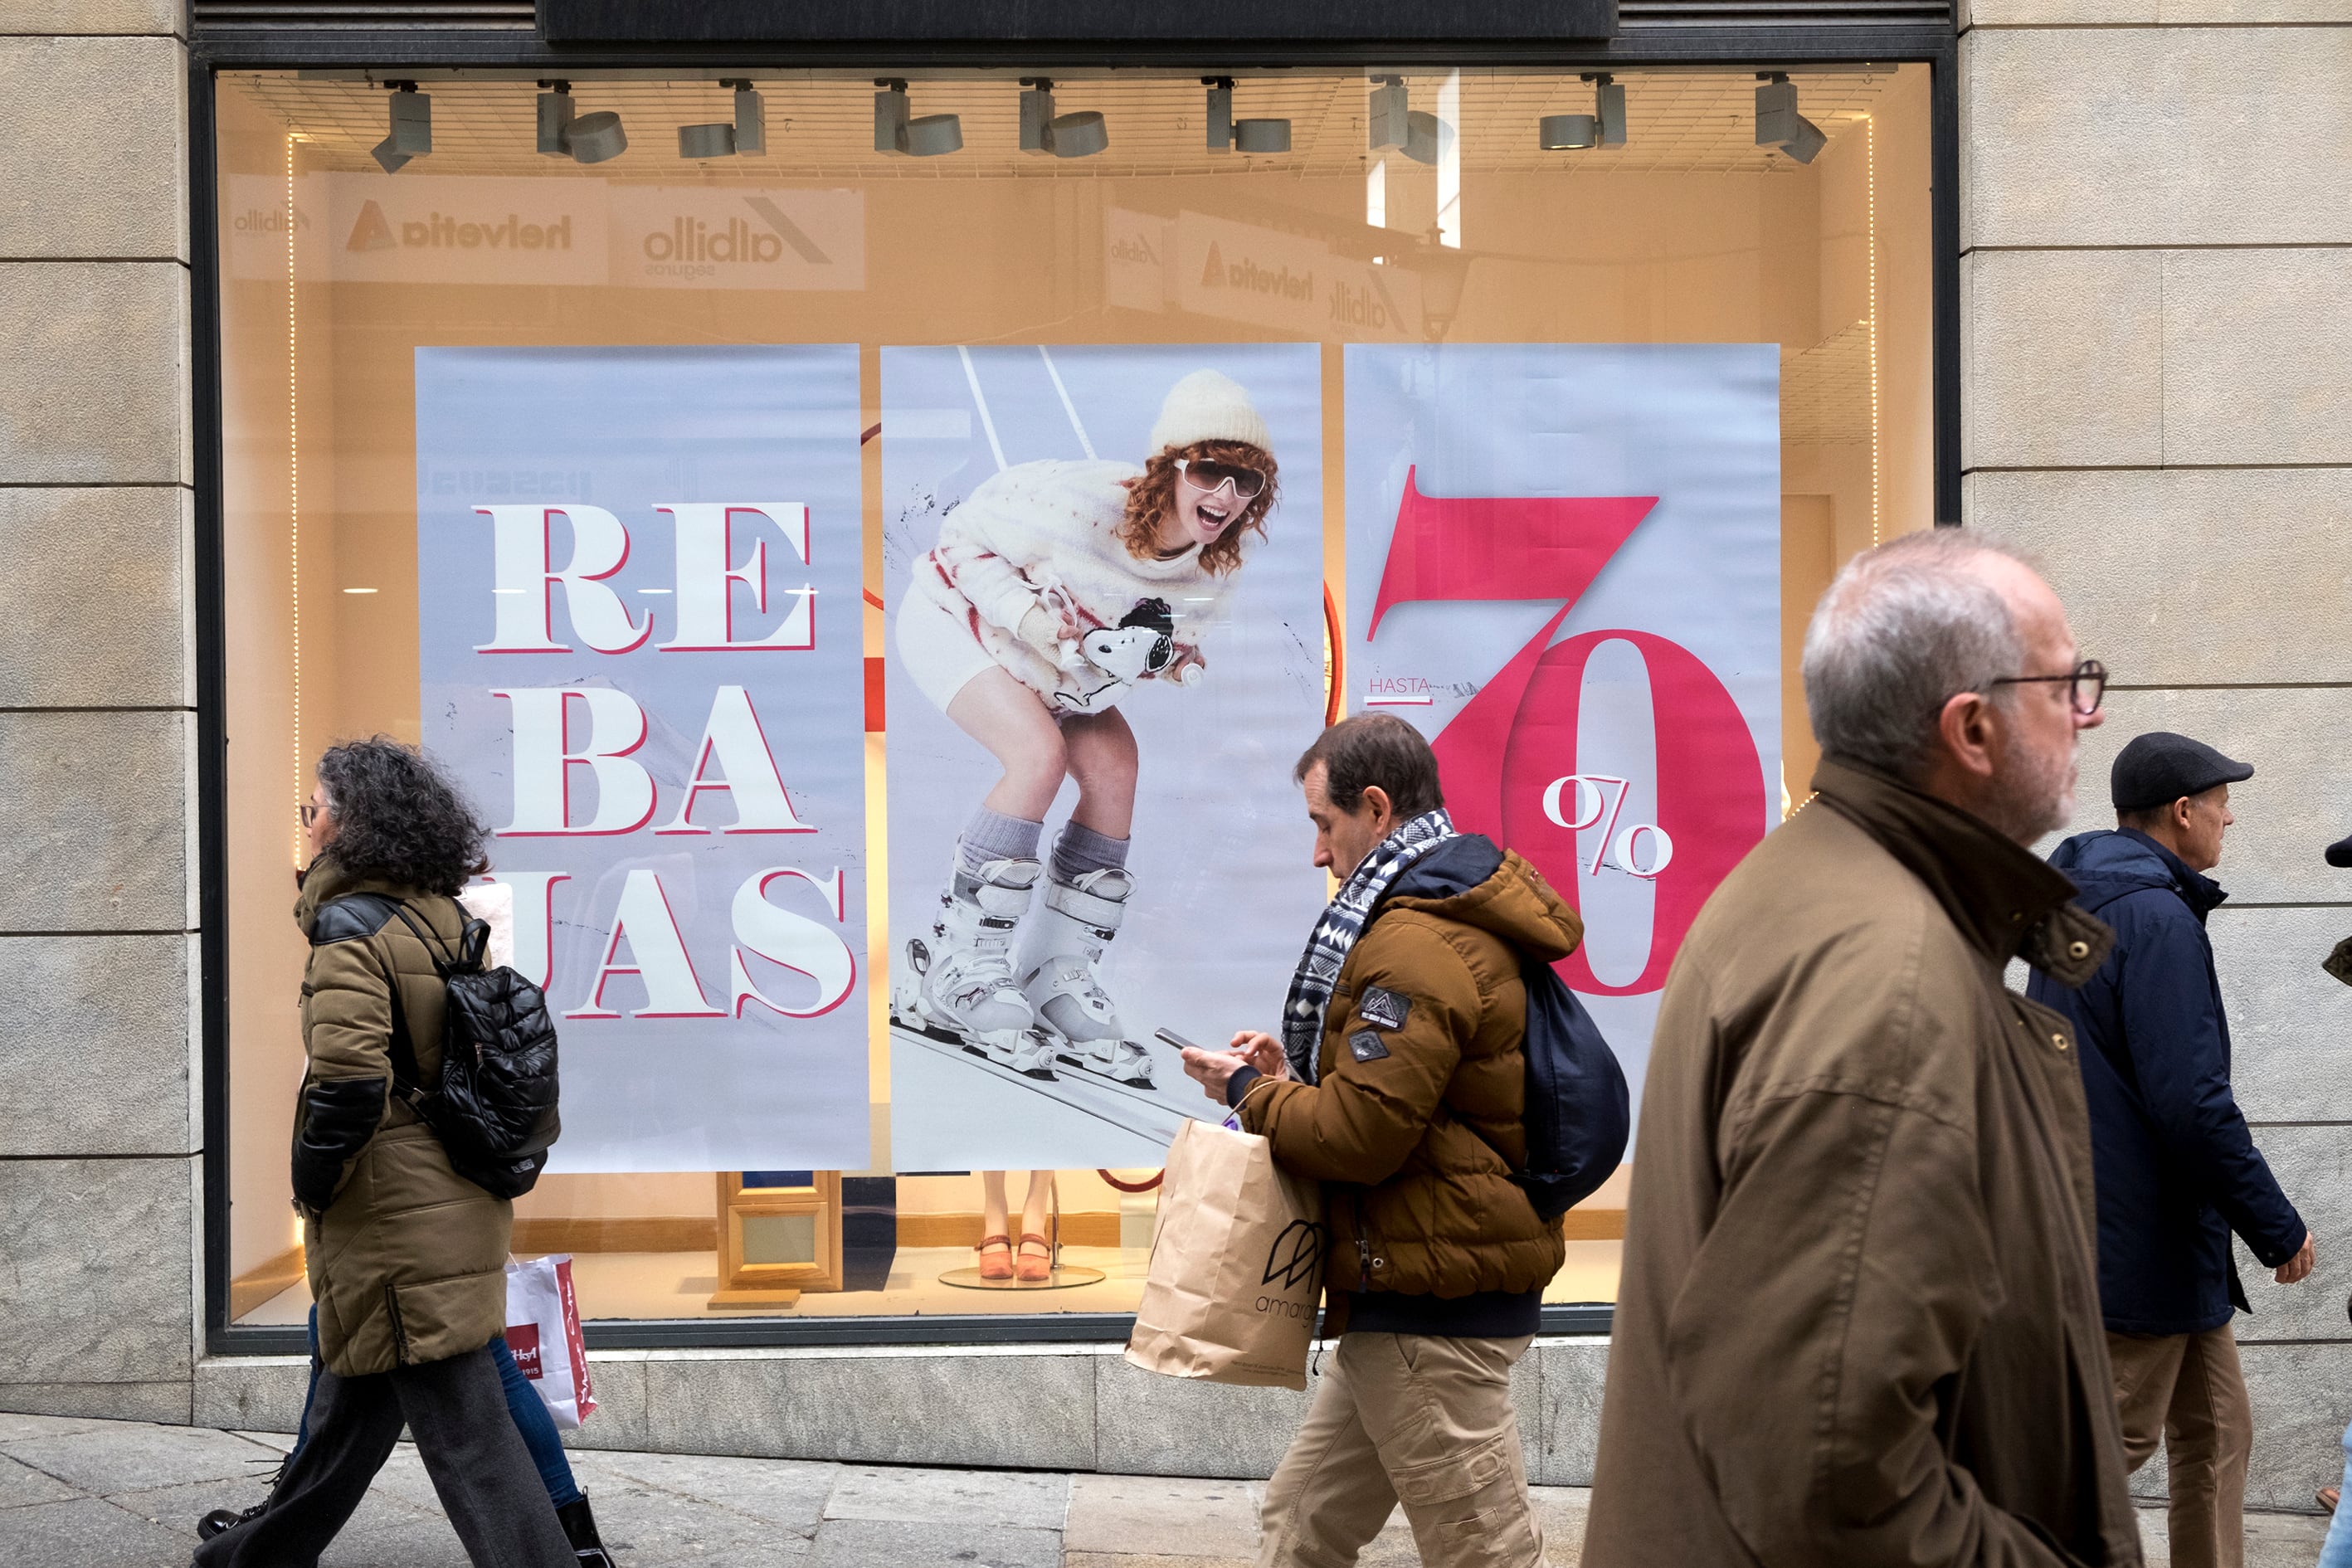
[212,65,1932,1332]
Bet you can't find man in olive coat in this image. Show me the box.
[1586,530,2143,1567]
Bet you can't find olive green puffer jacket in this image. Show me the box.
[293,854,510,1377]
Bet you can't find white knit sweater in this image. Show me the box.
[914,458,1249,713]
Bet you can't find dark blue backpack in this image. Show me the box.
[1512,958,1631,1220]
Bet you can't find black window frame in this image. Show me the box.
[191,12,1960,1358]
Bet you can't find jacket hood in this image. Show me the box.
[1381,834,1585,962]
[2048,827,2227,919]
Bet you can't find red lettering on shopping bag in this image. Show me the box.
[507,1321,543,1379]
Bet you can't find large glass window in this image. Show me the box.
[213,65,1932,1331]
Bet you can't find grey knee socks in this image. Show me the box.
[1050,820,1131,885]
[958,806,1043,879]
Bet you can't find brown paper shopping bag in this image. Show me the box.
[1125,1118,1325,1390]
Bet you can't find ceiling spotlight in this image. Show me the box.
[1236,119,1291,153]
[536,80,573,156]
[1544,74,1627,153]
[1539,114,1597,151]
[1019,80,1108,158]
[679,121,734,158]
[728,80,765,155]
[1756,74,1827,165]
[1049,110,1108,158]
[371,82,429,175]
[1401,109,1444,167]
[1590,72,1626,147]
[566,110,627,164]
[1368,75,1406,151]
[874,80,962,158]
[535,80,625,164]
[1205,79,1290,155]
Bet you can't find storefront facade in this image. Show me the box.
[2,0,2346,1507]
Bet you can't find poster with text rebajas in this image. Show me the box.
[1345,344,1781,1140]
[416,344,869,1172]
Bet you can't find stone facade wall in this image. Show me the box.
[1962,2,2352,1512]
[0,1,201,1424]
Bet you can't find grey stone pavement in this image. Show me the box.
[0,1412,2333,1566]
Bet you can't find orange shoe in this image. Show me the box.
[976,1234,1014,1281]
[1015,1232,1053,1283]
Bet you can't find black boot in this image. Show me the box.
[556,1495,616,1567]
[197,1502,268,1541]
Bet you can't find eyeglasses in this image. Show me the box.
[1989,658,2107,716]
[1172,458,1268,502]
[299,802,324,828]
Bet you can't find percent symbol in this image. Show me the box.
[1540,773,1676,880]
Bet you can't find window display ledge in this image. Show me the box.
[194,1334,1614,1484]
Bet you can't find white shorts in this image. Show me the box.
[894,586,1001,714]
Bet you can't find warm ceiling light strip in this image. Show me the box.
[288,133,304,866]
[1866,112,1882,548]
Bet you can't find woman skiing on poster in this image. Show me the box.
[893,368,1280,1089]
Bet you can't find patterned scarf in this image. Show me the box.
[1281,807,1458,1085]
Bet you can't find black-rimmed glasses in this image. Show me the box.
[299,802,324,828]
[1989,658,2106,716]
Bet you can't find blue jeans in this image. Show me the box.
[293,1305,582,1511]
[2321,1419,2352,1568]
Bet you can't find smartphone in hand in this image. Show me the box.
[1154,1027,1202,1053]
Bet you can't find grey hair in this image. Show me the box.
[1801,529,2031,782]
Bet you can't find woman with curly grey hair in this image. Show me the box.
[195,737,577,1568]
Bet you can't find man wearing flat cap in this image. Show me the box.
[2028,730,2314,1568]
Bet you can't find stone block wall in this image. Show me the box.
[0,0,201,1424]
[1962,3,2352,1512]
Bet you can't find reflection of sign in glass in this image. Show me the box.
[606,187,865,290]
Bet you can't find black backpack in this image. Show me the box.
[1512,957,1632,1220]
[338,894,563,1200]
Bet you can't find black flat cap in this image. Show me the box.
[2111,732,2253,811]
[2327,832,2352,869]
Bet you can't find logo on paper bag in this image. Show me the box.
[506,1322,543,1380]
[1261,1219,1326,1292]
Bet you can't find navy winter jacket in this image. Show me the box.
[2027,828,2305,1336]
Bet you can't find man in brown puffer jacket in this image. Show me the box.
[1182,713,1578,1568]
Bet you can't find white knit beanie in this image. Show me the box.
[1147,369,1272,456]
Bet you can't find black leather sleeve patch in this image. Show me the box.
[309,894,399,947]
[1348,1029,1391,1063]
[292,1076,387,1211]
[1357,986,1412,1031]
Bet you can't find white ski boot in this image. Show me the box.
[914,856,1056,1080]
[1017,867,1156,1088]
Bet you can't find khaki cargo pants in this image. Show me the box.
[1258,1332,1541,1568]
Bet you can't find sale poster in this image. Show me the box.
[1344,344,1781,1131]
[416,345,870,1172]
[881,343,1328,1171]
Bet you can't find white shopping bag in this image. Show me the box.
[505,1254,597,1430]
